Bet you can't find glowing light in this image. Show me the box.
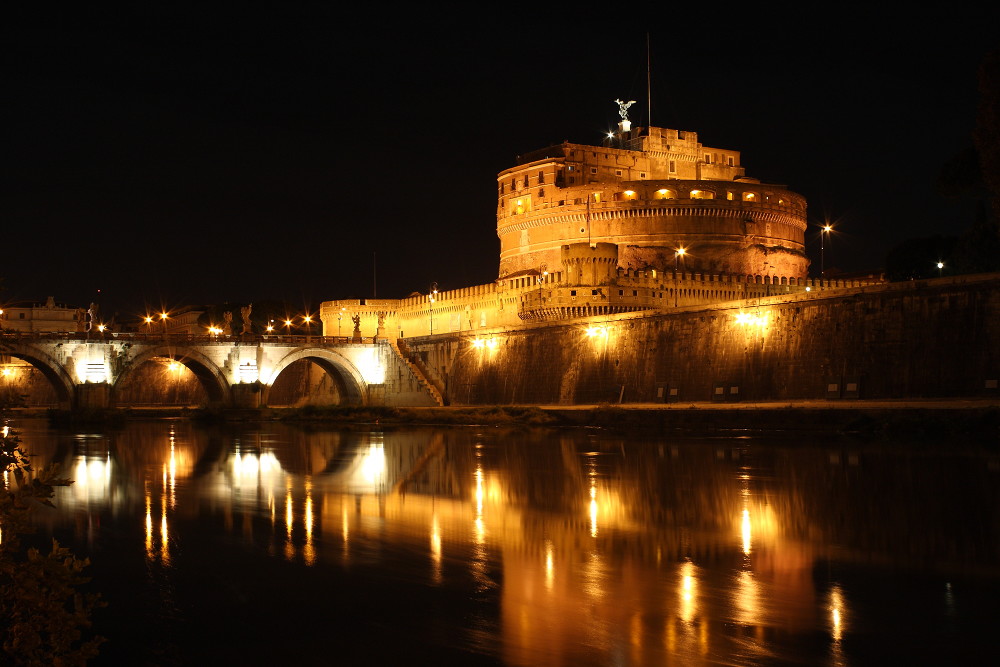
[1,368,12,377]
[360,444,386,485]
[144,316,153,324]
[829,584,846,642]
[159,312,169,320]
[679,560,698,623]
[544,540,554,591]
[96,324,106,332]
[239,362,259,383]
[83,362,107,383]
[475,466,484,517]
[623,190,635,197]
[472,337,500,351]
[431,516,442,583]
[675,247,687,257]
[584,325,608,338]
[742,508,752,555]
[168,362,180,372]
[589,484,599,537]
[304,479,315,566]
[823,224,833,233]
[354,347,386,384]
[735,311,768,327]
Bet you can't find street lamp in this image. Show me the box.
[536,269,548,310]
[820,224,832,279]
[143,315,153,335]
[674,247,686,307]
[674,246,686,273]
[338,307,345,338]
[284,318,294,338]
[429,282,439,335]
[937,261,944,278]
[159,312,169,335]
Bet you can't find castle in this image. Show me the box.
[321,115,862,340]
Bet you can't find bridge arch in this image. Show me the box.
[0,342,75,408]
[114,345,230,406]
[262,348,367,406]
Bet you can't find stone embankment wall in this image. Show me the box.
[405,274,1000,405]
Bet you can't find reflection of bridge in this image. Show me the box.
[0,332,439,409]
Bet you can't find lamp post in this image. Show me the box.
[674,247,686,307]
[143,315,153,336]
[536,268,548,311]
[159,312,169,337]
[937,261,944,278]
[284,318,294,339]
[338,307,345,338]
[303,314,313,342]
[820,224,832,279]
[429,282,438,335]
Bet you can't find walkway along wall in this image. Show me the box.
[404,274,1000,405]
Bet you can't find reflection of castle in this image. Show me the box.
[322,119,866,339]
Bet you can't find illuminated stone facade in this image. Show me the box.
[497,126,808,280]
[321,124,867,343]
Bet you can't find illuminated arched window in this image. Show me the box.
[654,188,677,200]
[742,192,758,202]
[690,189,715,200]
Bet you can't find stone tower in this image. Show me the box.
[496,125,808,281]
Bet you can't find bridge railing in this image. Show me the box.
[0,331,382,345]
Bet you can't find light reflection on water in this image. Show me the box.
[11,418,1000,665]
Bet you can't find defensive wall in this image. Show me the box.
[322,262,881,341]
[397,273,1000,406]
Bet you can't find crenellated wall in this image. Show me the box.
[401,274,1000,405]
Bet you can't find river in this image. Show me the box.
[6,417,999,665]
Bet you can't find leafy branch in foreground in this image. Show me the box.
[1,425,105,665]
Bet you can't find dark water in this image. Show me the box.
[8,418,1000,665]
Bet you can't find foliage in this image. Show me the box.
[0,425,105,664]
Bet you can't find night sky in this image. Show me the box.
[6,7,998,320]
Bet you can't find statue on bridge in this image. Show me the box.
[241,304,252,335]
[86,303,99,332]
[75,308,87,333]
[352,314,362,342]
[222,311,233,335]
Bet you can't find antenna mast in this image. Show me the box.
[646,32,652,128]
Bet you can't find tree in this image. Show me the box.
[0,425,104,664]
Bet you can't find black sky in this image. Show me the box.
[5,7,999,319]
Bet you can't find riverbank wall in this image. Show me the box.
[403,273,1000,406]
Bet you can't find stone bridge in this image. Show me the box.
[0,332,439,409]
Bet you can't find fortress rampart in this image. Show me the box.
[398,273,1000,405]
[321,256,882,341]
